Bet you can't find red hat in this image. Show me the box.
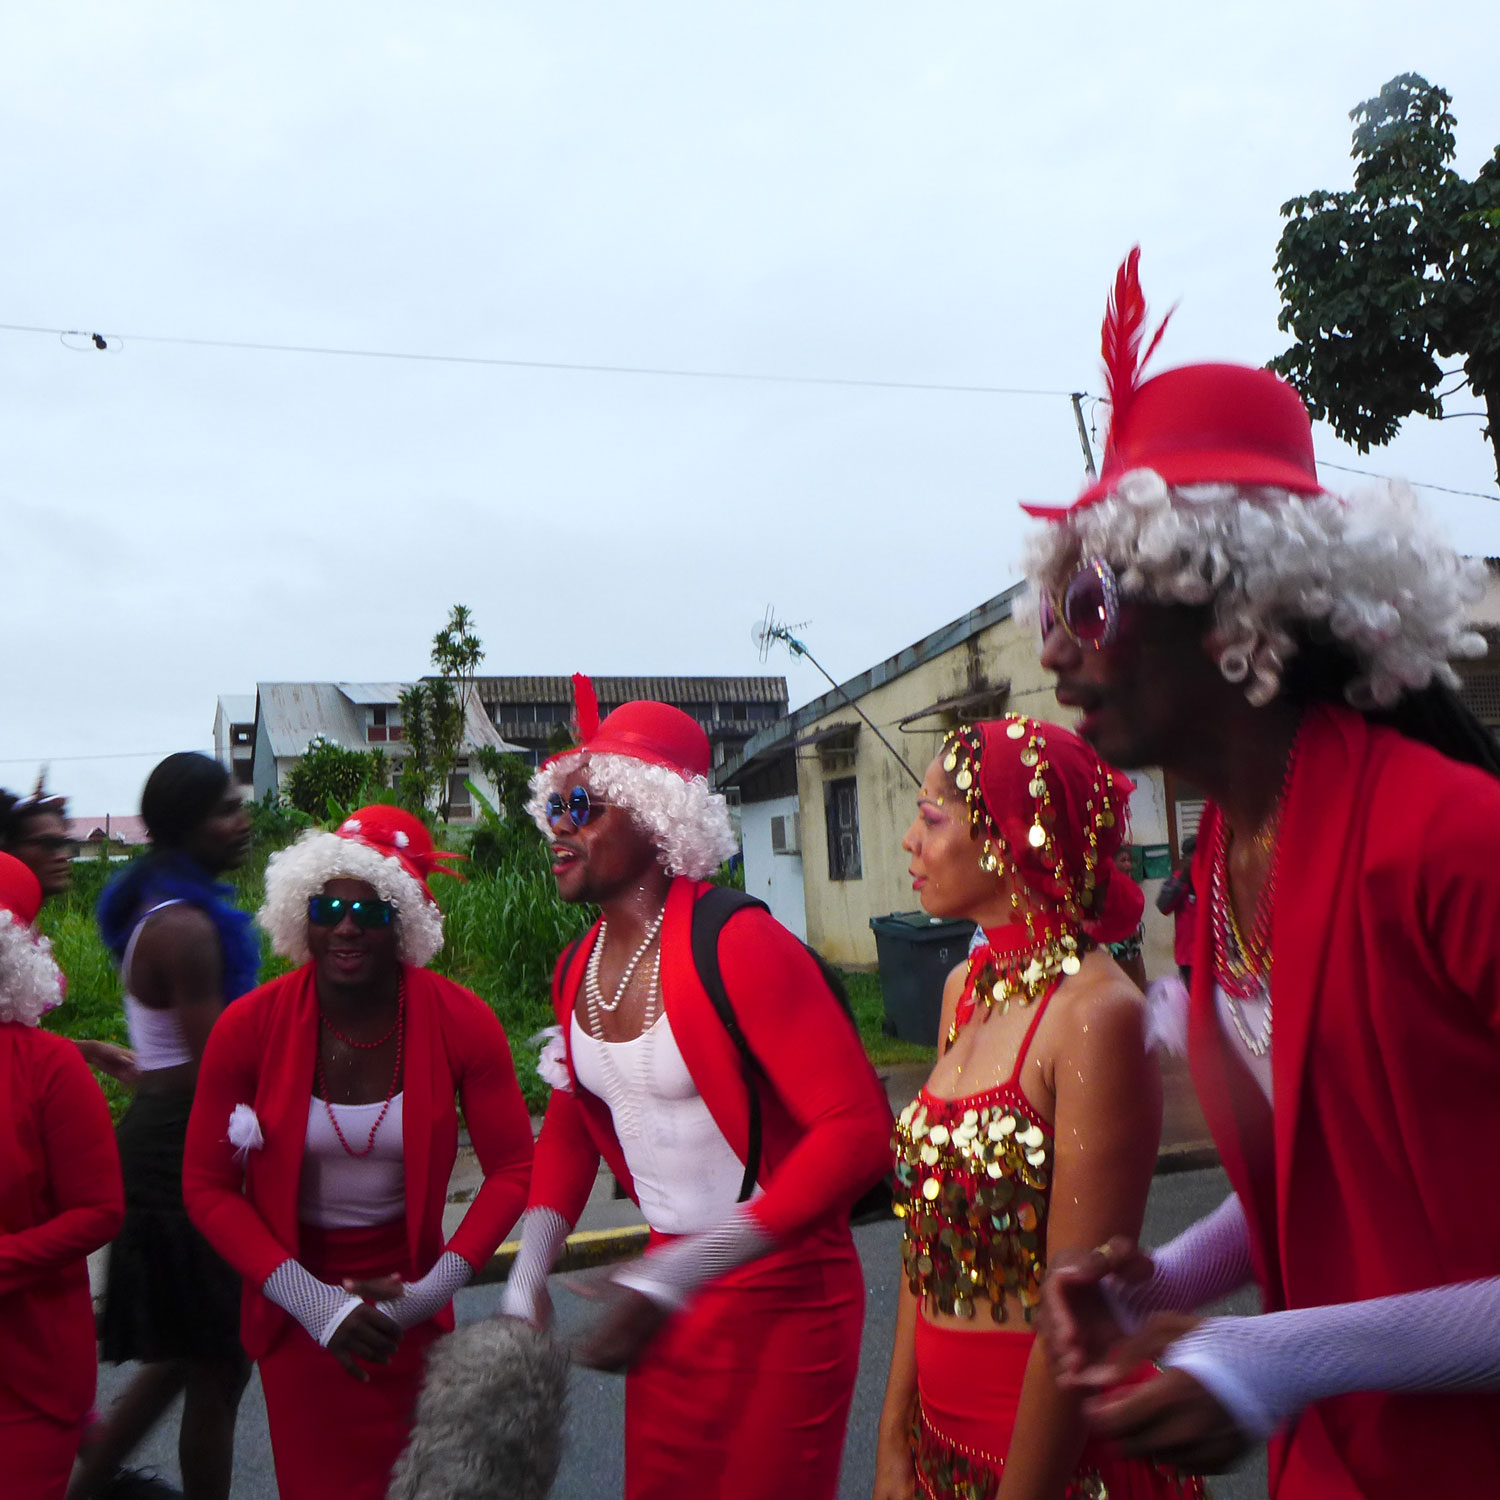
[0,853,42,927]
[555,674,712,780]
[333,805,465,900]
[1023,250,1324,519]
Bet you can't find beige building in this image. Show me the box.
[718,583,1178,971]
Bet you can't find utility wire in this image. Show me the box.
[0,747,216,767]
[0,320,1077,399]
[1316,458,1498,501]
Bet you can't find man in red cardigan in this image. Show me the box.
[500,690,893,1500]
[1030,252,1500,1498]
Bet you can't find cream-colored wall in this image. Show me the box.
[796,610,1173,969]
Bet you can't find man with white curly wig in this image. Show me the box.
[182,806,534,1500]
[501,685,892,1500]
[1035,251,1500,1499]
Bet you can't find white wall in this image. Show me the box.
[740,794,806,942]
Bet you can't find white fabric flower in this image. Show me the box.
[1144,975,1191,1058]
[531,1025,572,1092]
[228,1103,265,1163]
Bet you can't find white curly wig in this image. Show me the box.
[527,752,739,880]
[1023,468,1487,709]
[258,830,444,967]
[0,911,65,1026]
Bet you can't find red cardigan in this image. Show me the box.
[183,963,533,1360]
[0,1024,124,1423]
[1189,705,1500,1498]
[528,878,892,1247]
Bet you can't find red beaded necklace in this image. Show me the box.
[316,977,405,1159]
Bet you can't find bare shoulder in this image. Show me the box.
[132,901,217,954]
[1041,952,1147,1057]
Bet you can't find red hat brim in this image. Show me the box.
[1022,448,1327,520]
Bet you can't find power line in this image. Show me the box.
[0,747,215,767]
[0,320,1077,400]
[1317,458,1498,501]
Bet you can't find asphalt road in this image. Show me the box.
[99,1165,1265,1499]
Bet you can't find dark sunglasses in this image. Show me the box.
[545,786,613,829]
[1038,556,1121,649]
[307,895,395,930]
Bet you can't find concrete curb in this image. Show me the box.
[473,1142,1223,1284]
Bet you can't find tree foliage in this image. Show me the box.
[1272,73,1500,487]
[397,605,490,822]
[283,736,382,819]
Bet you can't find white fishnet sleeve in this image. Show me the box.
[262,1258,364,1347]
[1110,1192,1254,1327]
[612,1204,774,1312]
[1163,1276,1500,1441]
[498,1207,572,1322]
[375,1250,473,1330]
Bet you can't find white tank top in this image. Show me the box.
[1215,982,1274,1101]
[298,1093,406,1228]
[570,1011,754,1234]
[121,901,196,1071]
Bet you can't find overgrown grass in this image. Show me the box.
[839,968,938,1069]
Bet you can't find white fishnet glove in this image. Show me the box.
[612,1204,774,1312]
[1111,1193,1254,1328]
[1164,1275,1500,1440]
[499,1207,572,1324]
[375,1250,473,1330]
[263,1259,364,1347]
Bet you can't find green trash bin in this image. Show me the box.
[869,912,977,1044]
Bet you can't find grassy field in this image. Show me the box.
[41,837,932,1115]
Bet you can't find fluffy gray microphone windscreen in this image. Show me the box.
[388,1316,570,1500]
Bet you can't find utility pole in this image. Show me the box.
[1070,392,1097,479]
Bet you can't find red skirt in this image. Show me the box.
[257,1221,438,1500]
[0,1389,84,1500]
[623,1230,865,1500]
[914,1313,1204,1500]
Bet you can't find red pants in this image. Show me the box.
[0,1389,84,1500]
[624,1233,864,1500]
[257,1221,438,1500]
[914,1313,1203,1500]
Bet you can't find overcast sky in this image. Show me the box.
[4,2,1499,814]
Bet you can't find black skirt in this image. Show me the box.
[100,1087,245,1364]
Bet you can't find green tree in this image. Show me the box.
[473,744,533,824]
[428,605,486,822]
[1272,73,1500,488]
[397,683,439,816]
[283,736,381,819]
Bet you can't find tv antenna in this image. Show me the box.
[753,607,921,787]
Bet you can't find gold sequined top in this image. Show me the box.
[892,1007,1055,1322]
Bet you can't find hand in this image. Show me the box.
[343,1274,405,1302]
[76,1039,140,1087]
[1040,1237,1155,1386]
[871,1426,916,1500]
[569,1282,670,1372]
[326,1304,402,1382]
[1077,1314,1251,1473]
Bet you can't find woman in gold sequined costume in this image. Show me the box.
[873,715,1203,1500]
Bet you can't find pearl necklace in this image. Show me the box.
[585,947,662,1140]
[585,906,666,1014]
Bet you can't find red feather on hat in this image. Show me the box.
[1099,248,1173,466]
[571,673,600,741]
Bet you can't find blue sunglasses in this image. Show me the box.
[307,895,395,930]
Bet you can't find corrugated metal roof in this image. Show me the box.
[258,683,367,759]
[472,675,788,705]
[216,694,256,724]
[256,683,524,759]
[337,682,408,705]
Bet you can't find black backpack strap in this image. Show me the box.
[690,887,770,1202]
